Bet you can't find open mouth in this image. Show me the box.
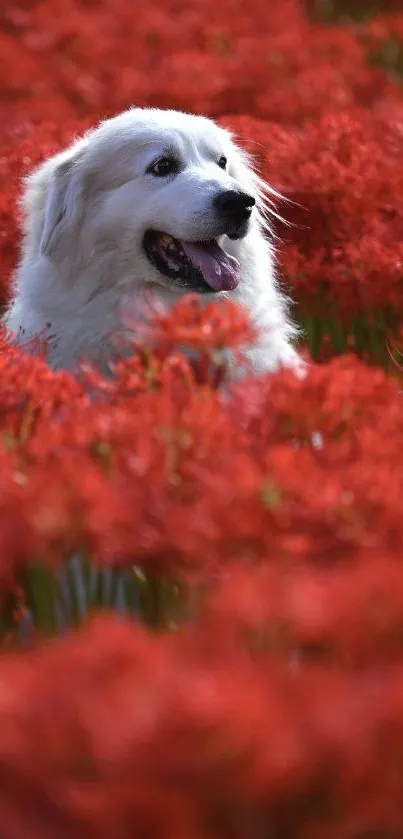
[143,231,240,293]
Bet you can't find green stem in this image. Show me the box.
[22,562,59,637]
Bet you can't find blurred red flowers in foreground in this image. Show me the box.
[3,612,403,839]
[1,0,403,835]
[0,294,402,835]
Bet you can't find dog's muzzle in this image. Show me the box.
[142,191,254,294]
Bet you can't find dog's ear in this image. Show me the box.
[19,140,87,262]
[39,146,86,259]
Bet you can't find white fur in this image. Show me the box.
[4,107,302,374]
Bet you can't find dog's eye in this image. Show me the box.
[148,157,178,177]
[217,155,227,170]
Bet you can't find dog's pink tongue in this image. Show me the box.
[181,241,240,291]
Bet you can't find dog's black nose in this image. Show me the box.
[214,190,255,223]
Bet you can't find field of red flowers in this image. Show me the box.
[1,0,403,836]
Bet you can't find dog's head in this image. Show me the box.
[22,108,274,300]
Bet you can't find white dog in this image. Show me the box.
[4,107,301,374]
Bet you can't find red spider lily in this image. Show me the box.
[1,3,403,833]
[0,335,84,442]
[116,289,254,356]
[221,108,403,358]
[0,316,401,602]
[203,554,403,667]
[1,616,403,837]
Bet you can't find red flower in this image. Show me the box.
[1,2,403,831]
[1,615,403,837]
